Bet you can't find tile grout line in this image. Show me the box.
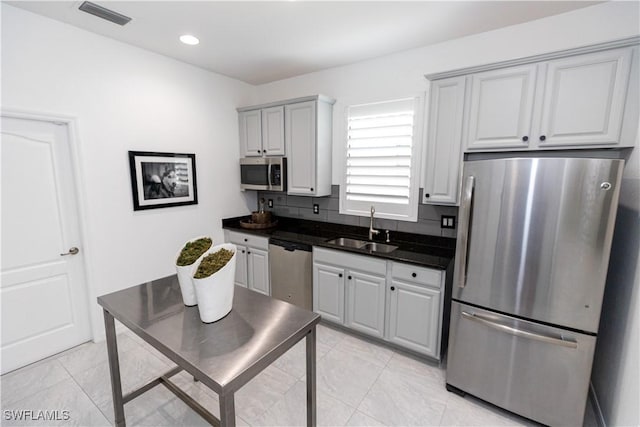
[0,358,73,410]
[242,364,300,426]
[349,348,396,426]
[56,357,113,425]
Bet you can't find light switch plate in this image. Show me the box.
[268,199,274,208]
[313,204,319,214]
[441,215,456,229]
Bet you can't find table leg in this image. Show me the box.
[103,310,126,427]
[219,393,236,427]
[306,326,317,427]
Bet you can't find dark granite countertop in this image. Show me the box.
[222,216,455,270]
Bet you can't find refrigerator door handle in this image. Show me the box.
[461,311,578,348]
[455,175,475,288]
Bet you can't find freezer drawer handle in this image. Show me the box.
[455,175,475,288]
[461,311,578,349]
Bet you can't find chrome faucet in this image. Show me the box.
[369,206,380,240]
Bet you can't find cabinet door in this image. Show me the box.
[313,262,345,324]
[247,248,270,295]
[262,106,285,156]
[239,110,262,157]
[466,64,537,150]
[423,76,466,205]
[234,245,248,288]
[537,48,632,147]
[346,270,386,338]
[286,101,316,195]
[388,279,440,358]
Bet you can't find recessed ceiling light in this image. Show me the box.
[180,35,199,45]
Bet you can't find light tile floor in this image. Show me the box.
[1,323,598,426]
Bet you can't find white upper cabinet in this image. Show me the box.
[239,110,262,157]
[238,95,334,196]
[465,64,537,150]
[261,106,285,155]
[423,76,467,205]
[286,98,333,197]
[537,48,633,147]
[239,106,285,157]
[286,101,316,195]
[462,45,638,152]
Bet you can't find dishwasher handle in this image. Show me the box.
[269,238,312,252]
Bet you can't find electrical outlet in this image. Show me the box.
[313,204,319,214]
[268,199,273,208]
[441,215,456,229]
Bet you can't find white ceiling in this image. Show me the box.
[8,1,600,85]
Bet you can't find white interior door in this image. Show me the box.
[1,115,91,374]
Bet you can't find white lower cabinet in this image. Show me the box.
[224,230,270,295]
[313,262,345,324]
[389,262,443,358]
[313,248,386,339]
[346,270,386,338]
[234,244,248,288]
[388,279,441,358]
[313,247,445,358]
[247,248,269,295]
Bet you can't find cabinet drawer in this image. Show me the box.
[224,230,269,250]
[313,247,386,276]
[391,262,442,289]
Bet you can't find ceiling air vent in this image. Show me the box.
[78,1,132,26]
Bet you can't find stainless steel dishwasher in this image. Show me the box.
[269,238,312,310]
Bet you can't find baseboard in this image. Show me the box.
[589,382,607,427]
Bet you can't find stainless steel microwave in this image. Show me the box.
[240,157,287,191]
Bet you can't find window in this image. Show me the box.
[340,97,421,221]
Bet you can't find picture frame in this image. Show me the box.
[128,151,198,211]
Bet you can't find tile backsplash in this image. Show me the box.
[257,186,458,238]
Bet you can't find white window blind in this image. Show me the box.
[341,97,420,221]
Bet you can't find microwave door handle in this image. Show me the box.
[455,175,475,288]
[267,162,273,191]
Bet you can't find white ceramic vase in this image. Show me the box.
[175,236,212,307]
[192,243,237,323]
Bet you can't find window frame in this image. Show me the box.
[339,95,424,222]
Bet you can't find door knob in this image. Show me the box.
[60,247,79,256]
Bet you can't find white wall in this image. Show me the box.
[2,2,639,424]
[1,4,256,339]
[252,2,640,425]
[254,1,640,184]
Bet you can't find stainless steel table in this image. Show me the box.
[97,275,320,427]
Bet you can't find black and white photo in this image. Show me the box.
[128,151,198,210]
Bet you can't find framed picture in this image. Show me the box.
[128,151,198,211]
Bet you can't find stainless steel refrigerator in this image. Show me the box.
[446,157,624,426]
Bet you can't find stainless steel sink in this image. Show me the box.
[362,242,398,253]
[325,238,398,254]
[325,237,367,249]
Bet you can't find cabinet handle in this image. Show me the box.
[244,238,248,242]
[242,250,245,254]
[390,286,395,291]
[522,136,528,142]
[539,135,546,141]
[310,187,314,192]
[425,193,430,198]
[411,272,417,278]
[348,275,352,280]
[258,150,262,153]
[247,251,251,255]
[338,273,343,278]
